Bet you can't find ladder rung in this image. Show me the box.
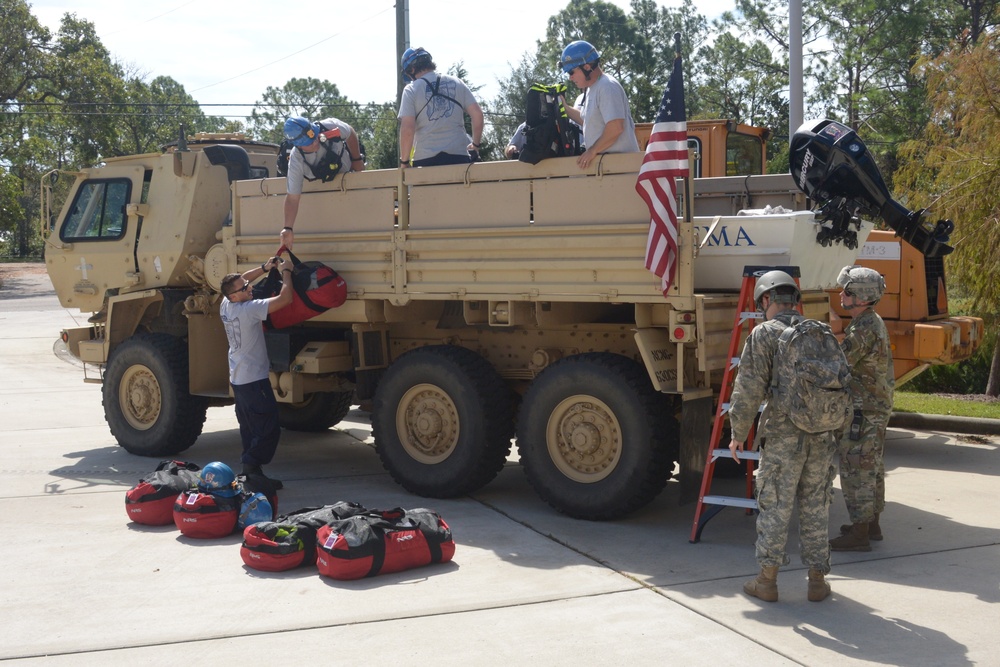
[710,448,760,462]
[702,495,758,509]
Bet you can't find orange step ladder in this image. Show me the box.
[689,265,801,543]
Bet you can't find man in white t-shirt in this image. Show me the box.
[280,116,364,250]
[559,40,639,170]
[219,256,294,488]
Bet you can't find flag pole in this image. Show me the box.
[674,32,695,307]
[635,30,690,302]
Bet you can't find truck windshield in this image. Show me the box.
[726,133,764,176]
[60,179,131,242]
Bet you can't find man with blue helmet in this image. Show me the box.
[397,47,484,167]
[280,115,364,250]
[559,40,638,169]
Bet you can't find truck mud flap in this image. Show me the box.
[678,396,713,505]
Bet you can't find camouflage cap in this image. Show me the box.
[837,265,886,304]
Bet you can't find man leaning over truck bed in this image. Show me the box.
[280,115,365,250]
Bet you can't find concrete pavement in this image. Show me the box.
[1,271,998,666]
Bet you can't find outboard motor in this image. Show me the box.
[790,119,954,257]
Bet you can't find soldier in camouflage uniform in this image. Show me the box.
[830,265,894,551]
[729,270,840,603]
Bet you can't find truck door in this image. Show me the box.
[46,165,146,313]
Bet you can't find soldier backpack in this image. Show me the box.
[519,82,581,164]
[769,317,853,433]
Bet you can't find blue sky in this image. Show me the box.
[30,0,726,121]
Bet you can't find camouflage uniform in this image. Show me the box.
[839,307,894,523]
[730,309,839,573]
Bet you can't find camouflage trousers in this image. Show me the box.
[838,410,888,524]
[754,427,838,573]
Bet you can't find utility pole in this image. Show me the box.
[789,0,803,140]
[395,0,410,108]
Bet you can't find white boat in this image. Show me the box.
[693,210,874,291]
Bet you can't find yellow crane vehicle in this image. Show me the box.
[40,119,981,519]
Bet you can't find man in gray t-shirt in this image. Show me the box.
[398,47,484,167]
[280,116,364,250]
[219,257,294,488]
[559,40,639,170]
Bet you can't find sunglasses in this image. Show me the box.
[227,280,250,297]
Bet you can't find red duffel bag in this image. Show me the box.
[125,460,200,526]
[253,248,347,330]
[173,490,240,539]
[315,507,455,581]
[241,501,369,572]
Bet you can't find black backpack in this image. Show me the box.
[519,82,581,164]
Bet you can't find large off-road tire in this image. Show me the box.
[278,390,353,432]
[372,345,514,498]
[516,353,677,520]
[103,333,208,457]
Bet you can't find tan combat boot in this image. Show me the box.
[869,513,882,541]
[830,522,871,551]
[743,565,779,602]
[807,569,831,602]
[840,513,882,541]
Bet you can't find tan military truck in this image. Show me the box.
[40,125,981,519]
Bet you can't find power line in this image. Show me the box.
[103,0,201,37]
[189,5,395,94]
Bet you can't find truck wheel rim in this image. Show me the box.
[546,395,621,483]
[119,365,161,431]
[396,383,458,463]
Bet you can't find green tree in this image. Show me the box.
[362,103,401,170]
[895,33,1000,395]
[43,14,128,166]
[248,77,357,143]
[626,0,710,120]
[486,53,550,155]
[0,0,51,164]
[694,31,787,129]
[536,0,650,117]
[0,168,26,255]
[110,73,219,156]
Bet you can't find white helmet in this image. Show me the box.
[837,265,885,304]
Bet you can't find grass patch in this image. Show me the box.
[893,391,999,419]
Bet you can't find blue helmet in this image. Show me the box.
[401,47,431,82]
[238,492,274,529]
[198,461,238,498]
[559,40,600,73]
[284,116,320,147]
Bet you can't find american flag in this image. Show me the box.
[635,45,688,295]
